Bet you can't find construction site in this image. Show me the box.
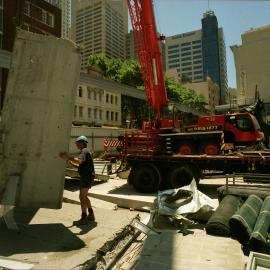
[0,0,270,269]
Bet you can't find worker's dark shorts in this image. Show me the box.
[79,175,93,189]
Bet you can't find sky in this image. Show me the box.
[129,0,270,88]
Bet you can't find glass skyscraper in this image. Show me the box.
[165,10,227,105]
[202,10,226,104]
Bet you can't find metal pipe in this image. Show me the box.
[104,230,141,270]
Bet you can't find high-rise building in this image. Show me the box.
[126,29,166,69]
[202,11,227,105]
[44,0,71,38]
[231,25,270,106]
[165,10,227,104]
[71,0,128,68]
[165,29,204,83]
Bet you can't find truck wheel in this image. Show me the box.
[169,166,194,188]
[128,163,161,193]
[177,142,195,155]
[200,141,219,155]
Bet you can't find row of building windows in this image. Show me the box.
[168,57,202,66]
[77,86,119,105]
[74,106,119,122]
[24,1,55,28]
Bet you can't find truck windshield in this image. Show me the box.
[250,114,261,131]
[235,115,254,132]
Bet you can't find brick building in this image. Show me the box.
[1,0,61,108]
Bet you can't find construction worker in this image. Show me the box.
[60,135,95,225]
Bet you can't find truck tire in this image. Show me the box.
[128,163,161,193]
[169,165,194,188]
[199,140,219,155]
[177,141,195,155]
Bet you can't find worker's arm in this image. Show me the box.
[59,152,83,167]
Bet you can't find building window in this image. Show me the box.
[78,86,83,97]
[111,95,113,104]
[181,47,191,52]
[168,44,179,49]
[168,54,179,59]
[79,106,83,117]
[94,108,97,119]
[99,92,102,101]
[106,94,109,103]
[88,108,92,118]
[181,52,191,56]
[94,91,97,100]
[111,111,114,121]
[115,96,118,105]
[23,1,30,16]
[87,88,91,99]
[182,62,191,67]
[115,112,118,121]
[74,106,77,117]
[42,10,54,27]
[182,42,191,46]
[106,111,109,120]
[99,110,102,120]
[168,49,179,54]
[193,45,201,49]
[168,59,179,64]
[169,64,179,69]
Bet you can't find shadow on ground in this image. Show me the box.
[198,183,221,200]
[0,207,90,257]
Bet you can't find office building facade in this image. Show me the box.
[71,0,128,68]
[126,29,166,69]
[231,25,270,106]
[165,11,227,104]
[44,0,71,38]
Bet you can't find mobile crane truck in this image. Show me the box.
[104,0,269,193]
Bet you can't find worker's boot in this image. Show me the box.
[73,212,89,226]
[88,208,95,222]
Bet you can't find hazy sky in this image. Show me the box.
[130,0,270,88]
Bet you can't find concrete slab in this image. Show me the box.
[88,179,156,210]
[0,201,144,270]
[134,228,247,270]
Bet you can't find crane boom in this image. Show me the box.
[127,0,168,122]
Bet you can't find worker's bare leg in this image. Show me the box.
[79,188,91,213]
[79,188,95,222]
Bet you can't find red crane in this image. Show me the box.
[127,0,173,129]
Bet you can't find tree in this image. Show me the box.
[87,54,207,124]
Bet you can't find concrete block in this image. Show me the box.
[0,29,81,208]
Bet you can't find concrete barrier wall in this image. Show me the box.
[0,30,81,208]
